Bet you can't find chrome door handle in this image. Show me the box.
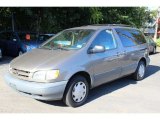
[117,51,126,56]
[123,51,127,55]
[117,52,122,56]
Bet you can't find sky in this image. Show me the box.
[148,6,159,10]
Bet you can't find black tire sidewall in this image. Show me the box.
[64,75,89,107]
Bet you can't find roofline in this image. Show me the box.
[86,24,133,27]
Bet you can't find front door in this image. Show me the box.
[90,29,122,87]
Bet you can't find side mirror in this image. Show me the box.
[13,38,17,42]
[88,45,105,54]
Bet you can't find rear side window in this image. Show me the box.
[91,29,117,50]
[116,28,146,47]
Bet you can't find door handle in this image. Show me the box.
[117,51,126,56]
[117,52,123,56]
[122,51,127,55]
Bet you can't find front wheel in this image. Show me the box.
[63,75,89,107]
[132,61,146,81]
[18,50,23,56]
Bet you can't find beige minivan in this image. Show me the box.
[5,24,150,107]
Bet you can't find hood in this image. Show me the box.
[10,48,75,71]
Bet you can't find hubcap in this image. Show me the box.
[138,64,145,78]
[153,48,156,53]
[72,81,87,103]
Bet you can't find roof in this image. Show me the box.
[69,24,135,30]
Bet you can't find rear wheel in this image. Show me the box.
[63,75,89,107]
[132,61,146,81]
[152,47,156,54]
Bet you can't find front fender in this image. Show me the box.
[63,67,94,88]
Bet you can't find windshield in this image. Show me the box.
[40,29,95,50]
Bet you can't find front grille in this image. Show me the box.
[10,68,31,81]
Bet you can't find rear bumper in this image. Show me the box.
[5,73,67,101]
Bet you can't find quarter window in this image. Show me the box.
[116,28,146,47]
[91,29,117,50]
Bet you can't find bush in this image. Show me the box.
[156,38,160,47]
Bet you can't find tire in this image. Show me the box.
[152,47,156,54]
[63,75,89,107]
[18,50,23,56]
[132,61,146,81]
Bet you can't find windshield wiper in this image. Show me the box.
[39,47,52,50]
[52,47,69,51]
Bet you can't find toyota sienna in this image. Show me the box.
[5,24,150,107]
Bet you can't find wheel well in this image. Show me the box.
[139,57,146,66]
[69,71,92,88]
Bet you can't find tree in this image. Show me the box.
[0,7,149,33]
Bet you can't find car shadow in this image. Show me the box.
[38,65,160,107]
[145,65,160,77]
[149,51,160,56]
[38,100,66,107]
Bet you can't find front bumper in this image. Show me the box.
[5,73,67,101]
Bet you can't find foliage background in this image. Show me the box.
[0,7,151,34]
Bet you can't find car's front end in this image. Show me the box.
[5,72,67,100]
[5,48,72,100]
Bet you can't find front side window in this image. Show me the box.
[91,29,117,50]
[116,28,146,47]
[41,29,95,50]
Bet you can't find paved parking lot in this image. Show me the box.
[0,50,160,113]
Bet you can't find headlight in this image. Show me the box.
[32,70,59,82]
[46,70,60,80]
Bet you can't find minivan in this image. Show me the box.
[5,24,150,107]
